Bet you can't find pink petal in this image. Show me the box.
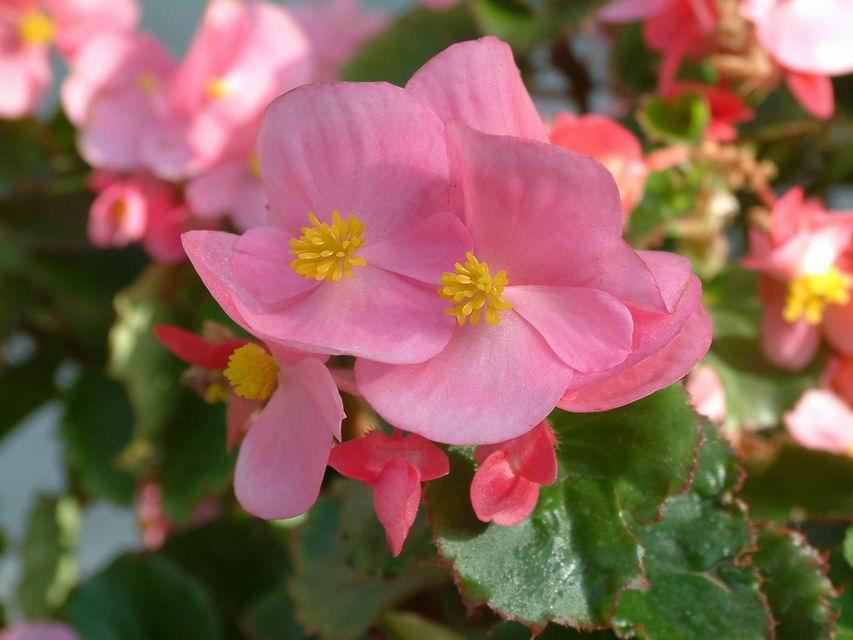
[504,285,634,372]
[87,179,148,248]
[636,249,695,313]
[234,359,343,519]
[785,70,834,120]
[825,301,853,355]
[79,87,157,172]
[186,159,268,231]
[257,82,449,243]
[470,451,540,526]
[744,0,853,75]
[231,227,320,305]
[153,324,246,370]
[226,393,260,452]
[356,312,574,445]
[686,365,727,423]
[579,242,669,313]
[785,389,853,455]
[0,622,80,640]
[598,0,671,22]
[328,430,448,484]
[372,458,422,557]
[328,365,360,396]
[405,36,548,142]
[0,44,50,119]
[477,421,558,485]
[45,0,139,58]
[446,122,623,286]
[760,279,821,370]
[560,279,711,411]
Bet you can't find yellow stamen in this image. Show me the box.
[224,344,278,400]
[783,266,852,325]
[136,72,160,95]
[18,11,54,46]
[289,210,367,282]
[110,199,128,222]
[247,152,261,179]
[439,252,512,326]
[206,76,231,100]
[203,382,230,404]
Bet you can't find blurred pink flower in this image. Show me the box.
[356,38,710,445]
[182,82,469,365]
[0,623,78,640]
[0,0,137,119]
[470,421,557,526]
[550,112,647,215]
[785,389,853,455]
[686,364,727,423]
[328,430,449,556]
[743,187,853,370]
[828,354,853,405]
[291,0,387,81]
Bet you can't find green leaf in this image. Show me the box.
[844,527,853,569]
[63,553,223,640]
[17,495,81,618]
[429,385,701,629]
[0,119,50,197]
[740,444,853,520]
[160,518,290,640]
[342,5,479,85]
[0,344,61,442]
[752,524,837,640]
[639,93,711,144]
[241,586,310,640]
[613,422,772,640]
[384,611,467,640]
[61,368,135,503]
[291,480,448,640]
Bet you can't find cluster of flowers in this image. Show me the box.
[152,37,712,555]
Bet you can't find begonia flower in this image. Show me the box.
[828,355,853,405]
[291,0,387,81]
[743,187,853,370]
[328,430,449,556]
[356,38,711,443]
[141,0,313,180]
[550,112,648,215]
[182,82,470,364]
[156,324,345,518]
[470,421,557,526]
[686,364,727,423]
[0,623,79,640]
[785,389,853,456]
[0,0,137,119]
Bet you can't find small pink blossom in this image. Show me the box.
[743,187,853,370]
[686,364,727,423]
[0,0,137,119]
[328,430,449,556]
[785,389,853,456]
[0,623,78,640]
[550,112,647,215]
[357,38,711,444]
[470,421,557,526]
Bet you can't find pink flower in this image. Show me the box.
[686,364,727,423]
[599,0,717,93]
[328,430,449,556]
[0,623,78,640]
[828,355,853,405]
[291,0,387,81]
[182,82,470,364]
[470,421,557,526]
[740,0,853,119]
[785,389,853,456]
[550,112,647,215]
[357,38,711,443]
[155,324,345,518]
[142,0,313,180]
[0,0,137,119]
[743,187,853,370]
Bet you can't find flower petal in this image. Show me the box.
[825,301,853,356]
[470,451,540,526]
[785,389,853,455]
[356,311,573,445]
[785,70,834,120]
[505,285,634,372]
[759,277,821,370]
[257,82,449,243]
[328,431,449,484]
[405,36,548,141]
[372,458,422,557]
[446,122,623,286]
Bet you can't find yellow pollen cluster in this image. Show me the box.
[206,77,231,100]
[439,252,512,326]
[247,152,261,179]
[223,344,278,400]
[18,10,54,46]
[783,267,852,325]
[290,211,367,281]
[136,72,160,95]
[110,199,129,222]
